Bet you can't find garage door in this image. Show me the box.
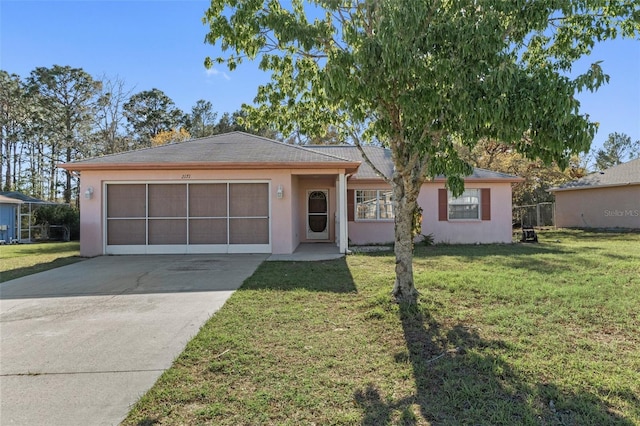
[105,182,270,254]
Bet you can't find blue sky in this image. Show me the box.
[1,0,639,155]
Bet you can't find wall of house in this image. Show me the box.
[421,181,514,244]
[0,204,18,241]
[554,185,640,229]
[78,168,314,257]
[347,180,515,245]
[347,182,395,245]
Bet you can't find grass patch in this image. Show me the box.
[124,230,640,425]
[0,241,82,282]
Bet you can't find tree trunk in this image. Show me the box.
[64,146,72,204]
[391,174,420,304]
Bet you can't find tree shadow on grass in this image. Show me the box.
[355,303,635,425]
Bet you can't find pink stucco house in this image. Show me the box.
[549,158,640,229]
[61,132,521,257]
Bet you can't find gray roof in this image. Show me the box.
[0,191,54,204]
[64,132,359,169]
[63,131,520,181]
[307,146,393,179]
[0,194,23,204]
[309,145,520,181]
[550,158,640,191]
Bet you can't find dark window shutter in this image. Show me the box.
[347,189,354,222]
[438,189,447,221]
[481,188,491,221]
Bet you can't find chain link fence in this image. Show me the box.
[513,202,555,228]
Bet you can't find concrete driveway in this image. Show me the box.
[0,254,266,425]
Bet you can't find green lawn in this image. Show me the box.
[0,241,82,283]
[124,229,640,425]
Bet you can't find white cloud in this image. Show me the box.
[205,67,231,81]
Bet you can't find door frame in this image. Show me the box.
[306,189,329,240]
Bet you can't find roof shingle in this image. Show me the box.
[551,158,640,191]
[64,132,359,168]
[63,131,520,182]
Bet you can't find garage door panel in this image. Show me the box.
[229,183,269,217]
[148,219,187,244]
[107,219,146,245]
[189,184,227,217]
[229,218,269,244]
[105,182,270,253]
[149,184,186,217]
[189,219,227,244]
[107,185,146,218]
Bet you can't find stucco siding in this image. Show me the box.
[347,182,395,245]
[420,182,514,244]
[79,168,301,257]
[554,185,640,229]
[348,181,515,245]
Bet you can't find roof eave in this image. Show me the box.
[431,176,525,183]
[59,161,360,174]
[549,181,640,192]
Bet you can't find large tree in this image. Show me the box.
[184,99,218,138]
[0,71,27,191]
[594,132,640,170]
[203,0,638,303]
[123,88,184,147]
[28,65,101,203]
[92,74,134,155]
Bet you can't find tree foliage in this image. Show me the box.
[1,71,29,192]
[184,99,218,138]
[33,204,80,241]
[203,0,639,303]
[93,74,134,155]
[151,128,191,146]
[1,66,283,202]
[594,132,640,170]
[123,88,184,147]
[460,140,587,206]
[27,65,102,204]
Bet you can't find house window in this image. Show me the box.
[355,190,394,220]
[448,189,480,220]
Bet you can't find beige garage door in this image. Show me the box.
[105,182,270,254]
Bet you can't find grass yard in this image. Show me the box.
[124,230,640,425]
[0,241,82,283]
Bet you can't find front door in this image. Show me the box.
[307,190,329,240]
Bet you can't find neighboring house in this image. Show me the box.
[0,195,22,243]
[549,158,640,229]
[60,132,522,257]
[0,191,60,242]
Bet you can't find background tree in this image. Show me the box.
[33,204,79,241]
[214,109,278,139]
[27,65,101,203]
[151,128,191,146]
[286,125,343,145]
[204,0,638,303]
[0,71,28,191]
[123,88,183,147]
[92,74,134,155]
[460,140,587,207]
[184,99,217,138]
[593,132,640,170]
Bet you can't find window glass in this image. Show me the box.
[356,190,394,220]
[448,189,480,220]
